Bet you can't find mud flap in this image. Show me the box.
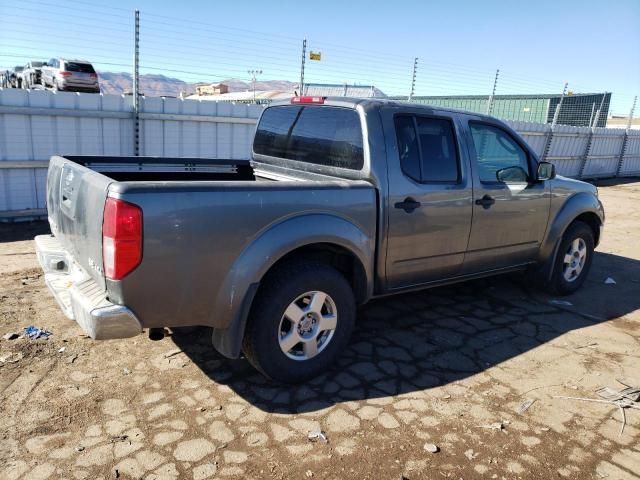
[211,283,259,358]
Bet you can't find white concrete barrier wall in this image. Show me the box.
[0,89,636,219]
[505,120,549,158]
[619,130,640,177]
[582,128,625,178]
[139,97,261,159]
[0,89,261,218]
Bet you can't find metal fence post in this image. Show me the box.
[408,57,418,102]
[616,95,637,177]
[541,83,568,163]
[299,38,306,96]
[133,9,140,156]
[578,92,607,178]
[551,82,568,126]
[485,69,499,115]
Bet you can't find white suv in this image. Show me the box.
[41,58,100,93]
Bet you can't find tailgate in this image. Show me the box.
[47,155,111,290]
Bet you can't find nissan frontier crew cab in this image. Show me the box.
[36,96,604,383]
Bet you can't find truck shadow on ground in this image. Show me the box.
[0,221,49,243]
[172,251,640,414]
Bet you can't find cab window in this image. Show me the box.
[470,123,530,183]
[395,115,460,183]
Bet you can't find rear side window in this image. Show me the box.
[394,115,460,183]
[254,105,364,170]
[64,62,95,73]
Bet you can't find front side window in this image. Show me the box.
[470,123,529,183]
[394,115,459,183]
[253,105,364,170]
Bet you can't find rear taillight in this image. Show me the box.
[60,71,72,77]
[89,73,97,79]
[103,197,142,280]
[291,96,325,104]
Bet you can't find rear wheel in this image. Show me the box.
[545,221,594,295]
[242,261,356,383]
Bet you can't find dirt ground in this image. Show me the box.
[1,180,639,480]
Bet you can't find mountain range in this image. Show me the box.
[97,72,298,97]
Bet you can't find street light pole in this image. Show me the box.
[248,69,262,104]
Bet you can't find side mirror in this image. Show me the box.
[496,166,529,184]
[536,161,556,181]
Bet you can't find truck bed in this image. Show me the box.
[44,155,377,339]
[62,155,257,182]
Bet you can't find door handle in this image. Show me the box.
[475,195,495,209]
[394,197,422,213]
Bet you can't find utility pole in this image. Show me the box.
[133,9,140,156]
[247,69,262,103]
[299,38,306,96]
[408,57,418,102]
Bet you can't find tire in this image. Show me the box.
[545,221,594,295]
[242,261,356,383]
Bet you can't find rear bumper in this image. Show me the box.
[35,234,141,339]
[62,86,100,93]
[60,80,99,92]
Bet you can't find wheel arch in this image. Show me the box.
[537,192,604,282]
[211,213,375,358]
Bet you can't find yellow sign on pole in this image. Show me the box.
[309,51,321,61]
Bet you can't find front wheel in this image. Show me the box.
[242,261,356,383]
[546,221,594,295]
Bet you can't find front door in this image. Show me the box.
[385,112,473,289]
[462,120,550,273]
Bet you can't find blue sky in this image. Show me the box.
[1,0,638,113]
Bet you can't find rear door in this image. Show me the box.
[461,119,550,273]
[384,109,473,289]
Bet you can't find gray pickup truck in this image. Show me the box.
[36,96,604,383]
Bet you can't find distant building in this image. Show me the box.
[392,93,611,127]
[301,83,384,98]
[606,115,640,130]
[187,89,290,103]
[187,82,385,103]
[195,83,229,96]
